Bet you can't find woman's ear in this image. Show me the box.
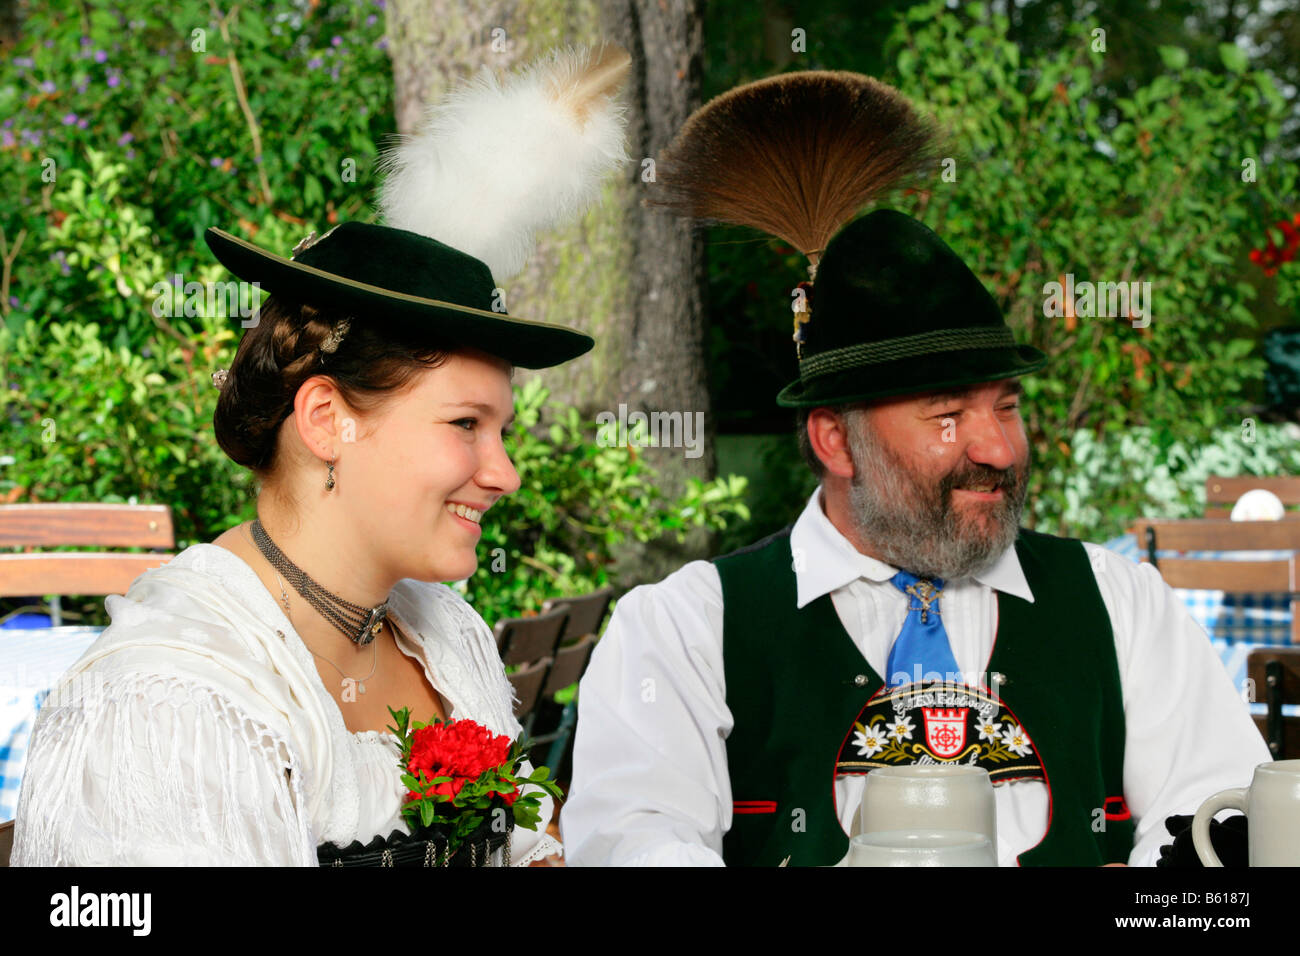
[291,374,353,462]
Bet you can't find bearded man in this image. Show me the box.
[560,70,1268,867]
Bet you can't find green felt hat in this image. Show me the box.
[204,222,594,369]
[775,209,1048,407]
[646,69,1046,409]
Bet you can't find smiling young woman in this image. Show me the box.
[11,42,631,868]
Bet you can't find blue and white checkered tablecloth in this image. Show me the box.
[1101,533,1295,705]
[1,626,102,822]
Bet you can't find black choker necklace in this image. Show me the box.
[250,518,389,646]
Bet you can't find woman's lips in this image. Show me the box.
[446,501,484,535]
[450,510,482,534]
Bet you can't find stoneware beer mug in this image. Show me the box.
[845,830,996,867]
[1192,759,1300,866]
[856,764,998,850]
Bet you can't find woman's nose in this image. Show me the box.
[480,436,521,495]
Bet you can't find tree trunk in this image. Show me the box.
[384,0,715,584]
[0,0,22,55]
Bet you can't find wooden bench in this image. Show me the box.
[1205,476,1300,519]
[0,503,177,621]
[1129,517,1298,643]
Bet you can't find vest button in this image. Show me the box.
[853,674,868,686]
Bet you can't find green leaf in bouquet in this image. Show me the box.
[512,802,542,831]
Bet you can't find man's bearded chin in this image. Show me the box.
[844,411,1030,581]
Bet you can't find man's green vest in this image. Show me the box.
[714,525,1135,866]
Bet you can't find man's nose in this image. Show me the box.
[963,410,1018,472]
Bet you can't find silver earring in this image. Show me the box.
[325,459,336,491]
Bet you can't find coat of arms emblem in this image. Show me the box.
[922,707,969,758]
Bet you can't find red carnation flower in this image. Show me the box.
[403,719,513,803]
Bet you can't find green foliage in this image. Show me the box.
[714,434,818,556]
[1,0,392,343]
[1040,422,1300,541]
[464,379,750,627]
[884,0,1299,538]
[0,312,255,549]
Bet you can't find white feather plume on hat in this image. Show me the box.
[376,44,631,282]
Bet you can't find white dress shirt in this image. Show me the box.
[561,487,1271,866]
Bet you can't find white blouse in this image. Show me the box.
[12,543,562,867]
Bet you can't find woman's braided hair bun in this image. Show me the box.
[213,296,448,479]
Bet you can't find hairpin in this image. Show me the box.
[319,317,351,354]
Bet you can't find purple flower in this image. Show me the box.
[108,74,120,88]
[44,40,53,48]
[210,156,222,167]
[125,149,135,159]
[117,131,133,146]
[8,296,18,308]
[77,117,88,129]
[76,79,88,94]
[80,35,91,47]
[94,50,107,63]
[14,56,33,69]
[40,80,56,94]
[51,251,71,276]
[329,65,340,81]
[2,119,11,128]
[331,35,342,46]
[375,37,388,50]
[365,14,376,27]
[307,56,323,69]
[373,0,385,7]
[1,130,13,149]
[62,113,77,126]
[21,129,41,145]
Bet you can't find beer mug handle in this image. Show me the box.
[1191,788,1248,867]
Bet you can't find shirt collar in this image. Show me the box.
[789,486,1035,609]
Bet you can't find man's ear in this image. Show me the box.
[807,407,857,479]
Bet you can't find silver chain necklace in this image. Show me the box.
[250,518,390,646]
[243,521,379,693]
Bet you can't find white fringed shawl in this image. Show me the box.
[11,544,557,866]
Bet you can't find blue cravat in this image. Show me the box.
[885,570,960,687]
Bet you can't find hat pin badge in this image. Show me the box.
[290,231,318,259]
[290,224,342,260]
